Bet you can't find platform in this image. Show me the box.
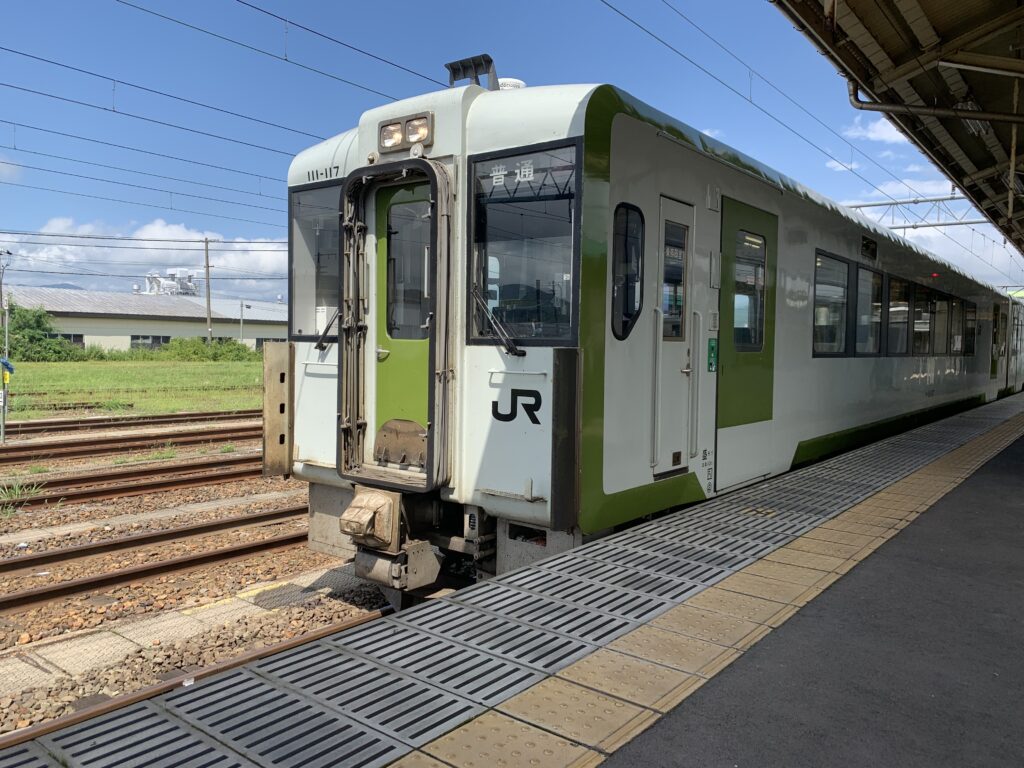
[2,393,1022,768]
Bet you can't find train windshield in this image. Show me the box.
[471,145,577,343]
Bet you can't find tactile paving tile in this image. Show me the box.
[714,572,814,605]
[423,711,602,768]
[0,742,58,768]
[161,669,407,768]
[252,642,481,746]
[394,599,595,672]
[497,677,657,752]
[328,619,545,705]
[742,558,832,586]
[557,647,704,712]
[651,603,769,649]
[450,582,635,644]
[609,625,739,676]
[685,586,794,626]
[41,702,255,768]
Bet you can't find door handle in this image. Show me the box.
[376,347,390,361]
[681,364,692,376]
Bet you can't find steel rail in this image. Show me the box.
[0,504,308,573]
[6,409,261,436]
[8,455,265,509]
[0,529,308,613]
[0,607,389,750]
[18,453,261,491]
[0,424,261,464]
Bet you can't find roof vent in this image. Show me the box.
[445,54,498,90]
[499,78,526,90]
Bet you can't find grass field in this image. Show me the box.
[8,361,263,420]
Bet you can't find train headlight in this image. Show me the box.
[405,116,430,144]
[379,122,403,149]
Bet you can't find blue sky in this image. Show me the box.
[1,0,1021,300]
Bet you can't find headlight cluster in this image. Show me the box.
[378,113,433,152]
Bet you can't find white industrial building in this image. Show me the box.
[7,285,288,350]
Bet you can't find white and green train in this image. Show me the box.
[265,55,1024,596]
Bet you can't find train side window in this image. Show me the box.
[932,295,950,354]
[855,267,883,355]
[887,278,910,355]
[734,231,765,351]
[813,253,848,355]
[611,204,644,340]
[289,184,341,338]
[913,284,932,355]
[663,221,688,340]
[386,199,431,339]
[950,299,964,354]
[964,303,977,355]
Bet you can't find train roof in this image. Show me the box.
[289,83,1013,300]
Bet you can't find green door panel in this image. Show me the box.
[375,183,430,432]
[718,198,777,428]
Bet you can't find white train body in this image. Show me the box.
[267,61,1024,593]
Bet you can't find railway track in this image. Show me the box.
[5,453,265,509]
[0,422,261,465]
[0,505,309,613]
[5,409,262,437]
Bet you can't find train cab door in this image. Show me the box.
[374,183,432,472]
[651,197,695,476]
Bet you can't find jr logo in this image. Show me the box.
[492,388,542,425]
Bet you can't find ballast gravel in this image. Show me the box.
[0,588,386,733]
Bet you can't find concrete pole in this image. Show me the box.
[204,237,213,344]
[239,299,244,340]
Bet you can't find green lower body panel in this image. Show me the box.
[791,395,987,469]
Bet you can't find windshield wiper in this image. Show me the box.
[313,308,340,351]
[471,285,525,357]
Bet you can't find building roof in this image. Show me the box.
[7,286,288,324]
[775,1,1024,253]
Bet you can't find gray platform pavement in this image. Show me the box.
[604,433,1024,768]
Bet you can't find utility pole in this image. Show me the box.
[203,237,213,344]
[239,302,251,343]
[0,251,9,444]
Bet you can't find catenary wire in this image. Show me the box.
[0,239,284,252]
[0,180,286,228]
[114,0,397,100]
[0,119,284,182]
[232,1,446,87]
[0,82,295,156]
[0,229,285,244]
[596,0,1017,283]
[3,146,287,201]
[0,160,286,214]
[0,46,325,141]
[2,249,285,277]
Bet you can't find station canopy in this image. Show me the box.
[776,1,1024,253]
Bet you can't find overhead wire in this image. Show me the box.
[596,0,1018,283]
[0,230,285,243]
[232,1,446,87]
[114,0,397,100]
[0,238,284,252]
[0,180,286,228]
[0,82,296,156]
[2,146,286,201]
[0,159,285,214]
[0,46,325,141]
[0,119,285,182]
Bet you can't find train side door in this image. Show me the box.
[651,197,694,476]
[716,198,778,490]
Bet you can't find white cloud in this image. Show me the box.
[5,218,287,300]
[700,128,723,139]
[904,163,928,173]
[0,154,21,182]
[826,159,861,172]
[843,116,908,144]
[879,150,899,160]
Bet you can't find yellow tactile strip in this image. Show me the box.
[396,408,1024,767]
